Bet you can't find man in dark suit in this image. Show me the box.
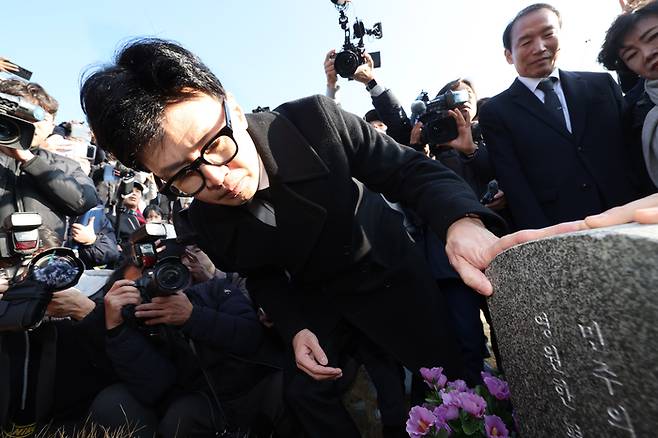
[80,39,511,438]
[479,3,643,230]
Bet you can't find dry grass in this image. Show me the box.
[36,416,145,438]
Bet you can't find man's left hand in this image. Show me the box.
[446,217,587,296]
[71,216,97,245]
[134,292,193,326]
[46,288,96,320]
[441,109,477,156]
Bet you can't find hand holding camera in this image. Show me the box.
[46,287,95,321]
[441,109,478,156]
[134,292,193,326]
[352,52,376,85]
[324,49,338,89]
[104,279,141,329]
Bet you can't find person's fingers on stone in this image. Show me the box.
[451,255,493,296]
[634,207,658,224]
[486,221,585,263]
[586,194,658,228]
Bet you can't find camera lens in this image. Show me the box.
[334,50,361,78]
[0,117,20,145]
[30,251,83,290]
[152,259,190,294]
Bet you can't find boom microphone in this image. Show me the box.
[409,100,426,125]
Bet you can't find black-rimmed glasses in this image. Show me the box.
[158,99,238,197]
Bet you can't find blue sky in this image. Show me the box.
[1,0,621,123]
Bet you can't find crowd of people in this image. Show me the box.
[1,1,658,437]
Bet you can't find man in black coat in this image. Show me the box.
[80,39,513,438]
[479,3,644,231]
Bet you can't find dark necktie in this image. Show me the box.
[537,77,567,130]
[246,188,276,227]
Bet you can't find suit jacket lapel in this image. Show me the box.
[509,77,573,141]
[247,112,330,274]
[559,70,588,146]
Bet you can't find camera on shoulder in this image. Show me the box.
[0,92,45,150]
[411,89,470,146]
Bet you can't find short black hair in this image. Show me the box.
[436,78,476,98]
[599,1,658,72]
[80,38,226,170]
[503,3,562,51]
[363,109,381,123]
[143,204,164,218]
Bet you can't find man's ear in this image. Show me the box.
[225,92,248,130]
[504,49,514,65]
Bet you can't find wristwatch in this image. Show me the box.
[365,79,378,92]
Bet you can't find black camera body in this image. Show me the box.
[332,2,382,78]
[0,92,45,150]
[129,224,191,299]
[413,89,470,146]
[122,224,191,330]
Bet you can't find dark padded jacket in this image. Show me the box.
[0,149,98,238]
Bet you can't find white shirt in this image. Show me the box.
[517,69,572,133]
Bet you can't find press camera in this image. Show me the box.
[412,89,470,146]
[331,0,382,78]
[0,92,45,150]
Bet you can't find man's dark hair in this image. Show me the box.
[502,3,562,51]
[599,1,658,72]
[436,78,476,98]
[80,38,226,170]
[363,109,381,123]
[0,79,59,115]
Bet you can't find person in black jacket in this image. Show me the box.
[0,80,98,240]
[90,260,297,438]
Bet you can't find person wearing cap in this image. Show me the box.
[108,182,146,245]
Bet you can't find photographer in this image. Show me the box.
[89,241,298,437]
[0,80,99,239]
[0,227,115,437]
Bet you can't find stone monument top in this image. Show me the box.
[487,223,658,438]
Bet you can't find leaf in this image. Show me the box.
[436,429,451,438]
[461,414,484,436]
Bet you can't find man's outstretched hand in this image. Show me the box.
[292,328,343,381]
[446,217,587,296]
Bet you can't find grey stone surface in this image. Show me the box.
[486,223,658,438]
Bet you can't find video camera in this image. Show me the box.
[331,0,383,78]
[411,89,470,146]
[0,92,45,150]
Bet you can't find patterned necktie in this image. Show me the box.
[537,77,567,130]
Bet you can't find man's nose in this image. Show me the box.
[200,164,228,190]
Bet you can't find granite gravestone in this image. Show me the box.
[486,223,658,438]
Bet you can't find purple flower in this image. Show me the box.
[434,414,453,436]
[457,392,487,418]
[440,390,461,408]
[420,367,448,390]
[447,379,469,393]
[406,406,437,437]
[433,403,459,422]
[485,415,509,438]
[483,375,511,401]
